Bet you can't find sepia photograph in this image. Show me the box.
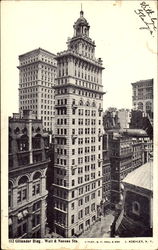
[1,0,157,249]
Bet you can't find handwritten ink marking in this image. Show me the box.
[134,1,157,36]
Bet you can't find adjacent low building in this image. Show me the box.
[107,129,152,209]
[114,161,153,237]
[9,110,50,238]
[108,130,133,209]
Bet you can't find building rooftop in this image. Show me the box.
[131,78,153,86]
[123,161,153,191]
[107,129,148,137]
[120,128,148,137]
[19,47,56,58]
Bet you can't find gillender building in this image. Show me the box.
[51,10,105,237]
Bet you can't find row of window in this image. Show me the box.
[41,110,54,116]
[20,57,56,66]
[20,81,54,88]
[56,164,97,178]
[78,137,96,144]
[56,138,101,146]
[75,204,96,221]
[20,88,54,95]
[56,170,101,187]
[56,88,102,100]
[72,100,101,110]
[75,78,100,88]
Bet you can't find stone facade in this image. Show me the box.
[51,10,105,237]
[131,79,153,118]
[9,110,50,238]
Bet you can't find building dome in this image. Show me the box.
[73,10,90,37]
[75,11,89,26]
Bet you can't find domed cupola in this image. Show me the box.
[73,10,90,37]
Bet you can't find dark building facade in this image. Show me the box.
[103,109,120,131]
[130,110,153,140]
[107,129,152,209]
[9,110,50,238]
[108,131,133,209]
[102,133,111,214]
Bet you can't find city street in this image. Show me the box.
[79,213,115,238]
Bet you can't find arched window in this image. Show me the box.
[36,127,41,133]
[32,172,41,196]
[86,100,90,106]
[92,101,96,107]
[14,127,20,134]
[17,176,28,203]
[22,127,27,134]
[138,102,143,111]
[132,201,140,216]
[32,134,41,149]
[79,99,83,106]
[17,135,29,151]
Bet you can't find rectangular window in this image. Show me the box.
[72,191,75,198]
[71,215,74,224]
[71,202,75,210]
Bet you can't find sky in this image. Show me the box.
[1,0,157,118]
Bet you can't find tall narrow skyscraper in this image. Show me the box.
[18,48,57,132]
[52,10,105,237]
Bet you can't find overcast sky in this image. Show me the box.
[1,0,157,117]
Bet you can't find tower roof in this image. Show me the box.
[74,10,89,27]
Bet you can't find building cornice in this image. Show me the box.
[55,50,104,69]
[17,60,57,69]
[53,82,105,95]
[70,36,96,47]
[9,159,50,176]
[19,48,56,58]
